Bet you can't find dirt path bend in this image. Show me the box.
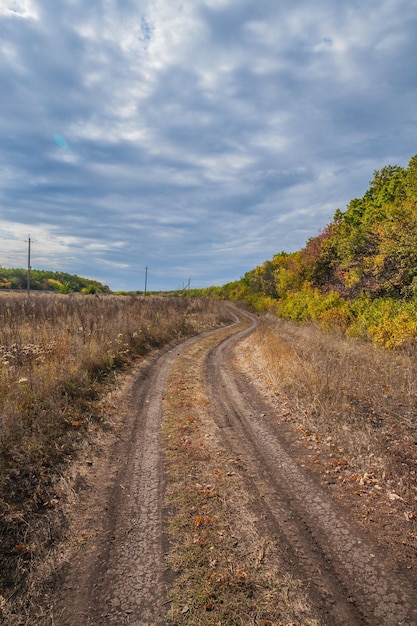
[204,309,417,625]
[52,308,417,626]
[52,323,233,626]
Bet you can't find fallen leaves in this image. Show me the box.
[11,543,31,560]
[194,514,214,528]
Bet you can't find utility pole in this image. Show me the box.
[27,235,31,297]
[144,265,149,295]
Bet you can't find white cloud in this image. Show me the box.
[0,0,38,19]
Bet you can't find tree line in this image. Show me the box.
[0,267,110,294]
[193,154,417,348]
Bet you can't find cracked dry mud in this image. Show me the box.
[52,308,417,625]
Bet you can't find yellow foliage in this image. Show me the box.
[318,308,352,332]
[368,311,417,349]
[47,278,63,290]
[343,268,361,288]
[363,252,385,275]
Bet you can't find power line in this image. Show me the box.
[0,236,32,296]
[144,265,149,295]
[26,235,31,296]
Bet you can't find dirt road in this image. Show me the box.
[52,308,417,625]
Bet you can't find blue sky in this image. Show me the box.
[1,0,416,292]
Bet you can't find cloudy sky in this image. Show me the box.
[0,0,416,291]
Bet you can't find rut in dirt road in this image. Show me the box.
[205,308,417,626]
[53,325,231,626]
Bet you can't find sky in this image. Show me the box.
[0,0,416,292]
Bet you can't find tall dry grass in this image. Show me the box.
[249,315,417,503]
[0,292,230,608]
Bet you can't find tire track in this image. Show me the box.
[205,308,417,625]
[54,323,234,626]
[88,324,242,626]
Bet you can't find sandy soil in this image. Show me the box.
[48,308,417,625]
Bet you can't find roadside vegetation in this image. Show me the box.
[0,292,229,620]
[247,315,417,500]
[191,154,417,350]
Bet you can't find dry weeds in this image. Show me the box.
[239,315,417,515]
[0,292,229,622]
[163,326,320,626]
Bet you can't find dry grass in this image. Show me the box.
[163,328,321,626]
[245,315,417,505]
[0,292,229,618]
